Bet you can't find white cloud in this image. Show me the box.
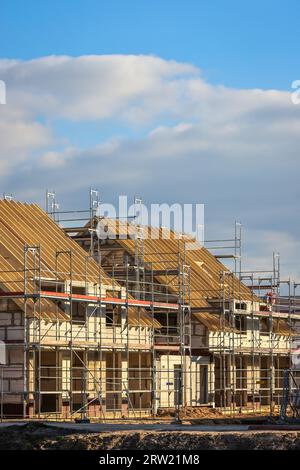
[0,116,52,174]
[0,55,198,122]
[242,228,300,282]
[0,54,299,280]
[1,54,298,126]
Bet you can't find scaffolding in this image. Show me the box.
[200,224,298,415]
[0,197,195,420]
[0,194,298,420]
[280,369,300,421]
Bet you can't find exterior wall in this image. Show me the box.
[208,319,291,354]
[0,296,293,418]
[1,347,24,411]
[191,321,208,349]
[28,307,152,348]
[155,354,213,409]
[233,300,261,313]
[0,299,24,416]
[0,298,153,418]
[86,350,106,416]
[214,353,290,410]
[128,351,152,411]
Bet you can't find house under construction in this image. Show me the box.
[0,194,299,420]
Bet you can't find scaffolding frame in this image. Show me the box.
[0,195,298,420]
[205,225,298,416]
[0,224,193,420]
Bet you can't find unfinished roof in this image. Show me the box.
[0,201,113,284]
[98,218,258,303]
[0,251,68,321]
[95,220,295,336]
[94,218,262,332]
[0,201,158,327]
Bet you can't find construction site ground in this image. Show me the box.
[1,410,300,450]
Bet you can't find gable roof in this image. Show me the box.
[93,218,262,332]
[0,201,158,326]
[98,219,257,302]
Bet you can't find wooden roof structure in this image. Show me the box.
[95,219,293,335]
[0,201,158,326]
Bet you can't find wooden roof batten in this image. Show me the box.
[0,200,161,327]
[91,218,294,335]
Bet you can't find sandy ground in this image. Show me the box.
[0,408,297,450]
[0,422,300,450]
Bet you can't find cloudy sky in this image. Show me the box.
[0,0,300,281]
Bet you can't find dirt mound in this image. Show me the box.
[0,423,70,450]
[156,406,223,420]
[156,407,275,425]
[1,422,300,450]
[41,430,300,450]
[180,407,224,419]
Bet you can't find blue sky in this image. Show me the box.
[0,1,300,280]
[1,0,299,90]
